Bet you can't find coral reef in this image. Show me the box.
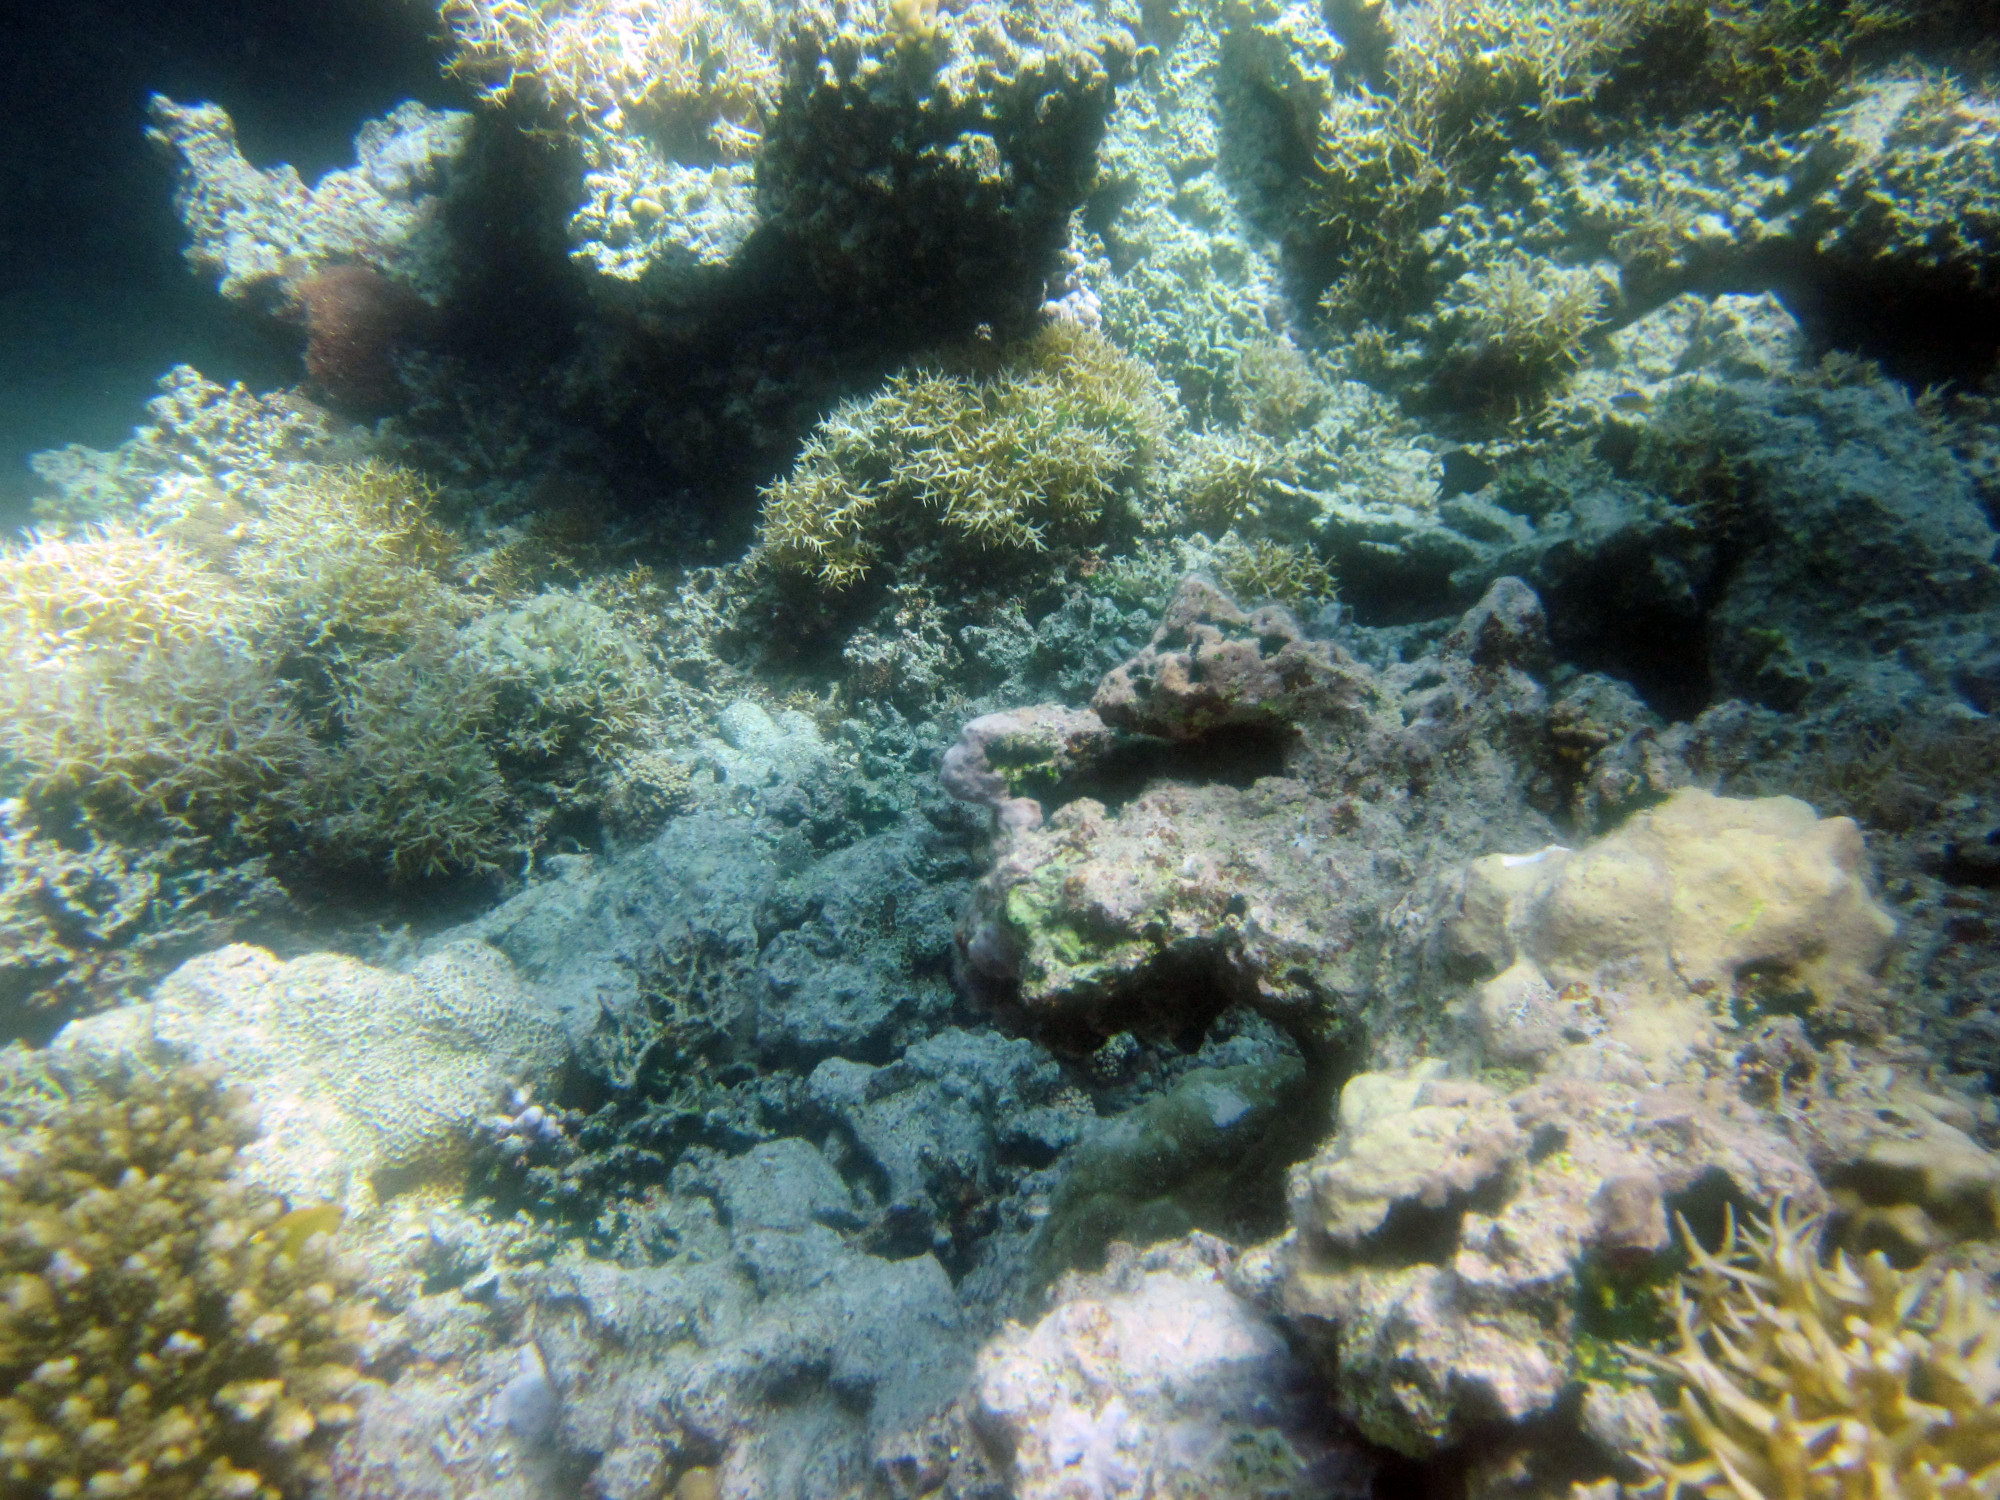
[146,96,470,302]
[754,324,1176,590]
[48,942,568,1211]
[440,0,781,279]
[27,367,358,530]
[0,456,687,890]
[0,1062,365,1499]
[1637,1203,2000,1500]
[973,1235,1369,1499]
[759,0,1139,324]
[1448,787,1900,1064]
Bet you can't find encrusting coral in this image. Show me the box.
[1636,1203,2000,1500]
[0,1061,365,1499]
[754,323,1176,590]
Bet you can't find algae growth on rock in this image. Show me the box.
[2,0,1999,1496]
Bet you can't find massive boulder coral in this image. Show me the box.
[973,1235,1370,1499]
[1091,571,1375,739]
[1446,786,1900,1067]
[1274,1059,1824,1457]
[1256,787,2000,1466]
[44,941,568,1210]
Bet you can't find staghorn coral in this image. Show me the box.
[28,367,357,532]
[0,459,687,886]
[1636,1203,2000,1500]
[286,625,514,881]
[0,1061,366,1499]
[755,324,1176,590]
[1209,534,1337,610]
[1420,251,1609,403]
[439,0,781,161]
[229,460,466,649]
[1313,0,1916,325]
[0,526,306,831]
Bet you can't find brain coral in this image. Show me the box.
[47,942,568,1211]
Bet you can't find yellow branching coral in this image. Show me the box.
[755,324,1177,589]
[0,1062,365,1499]
[230,460,467,648]
[0,524,265,663]
[0,526,306,829]
[1638,1203,2000,1500]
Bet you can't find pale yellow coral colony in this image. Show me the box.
[1639,1205,2000,1500]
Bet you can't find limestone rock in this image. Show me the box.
[1276,1059,1821,1457]
[1091,573,1374,740]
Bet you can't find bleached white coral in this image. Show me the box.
[147,95,472,301]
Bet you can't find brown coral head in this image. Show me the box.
[292,264,428,416]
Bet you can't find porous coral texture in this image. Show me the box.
[973,1235,1370,1499]
[147,95,470,302]
[0,1064,364,1499]
[1092,572,1373,739]
[46,942,568,1211]
[1276,1059,1824,1457]
[1448,787,1899,1068]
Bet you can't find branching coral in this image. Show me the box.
[1315,0,1915,323]
[0,1061,366,1499]
[230,460,466,649]
[0,459,685,889]
[0,526,305,830]
[755,324,1177,589]
[1636,1203,2000,1500]
[1210,534,1337,609]
[1422,251,1609,404]
[440,0,782,161]
[282,626,515,882]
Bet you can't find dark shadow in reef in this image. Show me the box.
[0,0,470,529]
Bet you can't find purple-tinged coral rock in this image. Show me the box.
[941,705,1115,833]
[1091,572,1373,740]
